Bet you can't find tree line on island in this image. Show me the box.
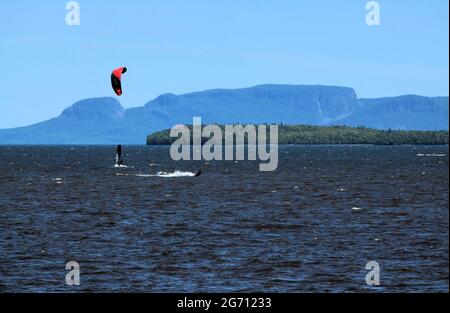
[146,124,449,145]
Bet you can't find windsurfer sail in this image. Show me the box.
[115,145,123,166]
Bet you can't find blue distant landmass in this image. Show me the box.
[0,84,448,144]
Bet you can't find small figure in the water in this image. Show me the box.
[194,170,202,177]
[115,145,124,166]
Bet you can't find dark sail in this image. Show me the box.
[115,145,123,165]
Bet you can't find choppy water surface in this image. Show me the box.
[0,145,448,292]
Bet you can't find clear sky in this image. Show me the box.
[1,0,448,128]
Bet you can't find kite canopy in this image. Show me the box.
[111,67,127,96]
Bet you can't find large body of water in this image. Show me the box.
[0,145,448,292]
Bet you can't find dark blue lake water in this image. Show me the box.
[0,145,448,292]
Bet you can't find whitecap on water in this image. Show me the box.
[117,171,196,178]
[351,207,364,212]
[114,164,133,168]
[417,153,446,157]
[52,177,63,184]
[152,171,196,178]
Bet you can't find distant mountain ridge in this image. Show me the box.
[0,84,448,144]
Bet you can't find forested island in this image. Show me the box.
[146,124,449,145]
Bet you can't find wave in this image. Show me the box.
[117,171,196,178]
[145,171,196,178]
[417,153,446,157]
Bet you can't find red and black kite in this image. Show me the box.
[111,67,127,96]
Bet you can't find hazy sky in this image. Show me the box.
[1,0,448,128]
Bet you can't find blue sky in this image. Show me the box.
[0,0,448,128]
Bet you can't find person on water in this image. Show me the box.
[115,145,123,166]
[194,169,202,177]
